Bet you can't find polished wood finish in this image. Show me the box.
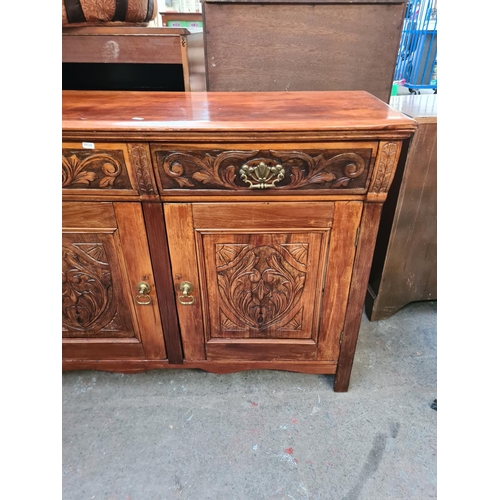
[202,0,406,103]
[62,27,205,91]
[150,143,377,195]
[62,91,416,141]
[165,201,349,361]
[62,359,338,375]
[142,202,184,363]
[62,201,167,360]
[334,203,383,391]
[62,90,416,391]
[366,94,437,320]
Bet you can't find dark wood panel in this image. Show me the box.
[203,2,405,102]
[204,0,403,3]
[153,147,374,193]
[142,202,184,363]
[63,359,338,374]
[62,28,186,64]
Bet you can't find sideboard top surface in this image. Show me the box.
[62,91,417,139]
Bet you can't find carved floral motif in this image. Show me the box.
[160,150,368,191]
[216,244,308,330]
[278,308,304,331]
[130,145,156,195]
[371,142,399,193]
[62,151,127,189]
[278,151,365,188]
[62,243,116,332]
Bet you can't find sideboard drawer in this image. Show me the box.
[151,142,378,195]
[62,142,147,199]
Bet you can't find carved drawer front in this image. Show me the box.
[62,142,156,198]
[151,142,378,195]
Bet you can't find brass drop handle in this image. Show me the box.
[239,161,284,189]
[178,281,195,305]
[135,281,152,305]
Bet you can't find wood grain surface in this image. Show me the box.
[62,91,417,137]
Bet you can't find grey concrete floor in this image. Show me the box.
[62,300,437,500]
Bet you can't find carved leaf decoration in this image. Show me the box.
[62,244,115,331]
[332,177,351,187]
[312,153,327,169]
[280,244,308,267]
[192,170,215,184]
[175,176,195,187]
[308,171,337,185]
[131,145,156,195]
[98,162,119,187]
[221,165,237,186]
[289,166,305,188]
[278,308,304,331]
[62,152,124,189]
[99,176,115,188]
[216,245,306,330]
[74,171,98,185]
[220,310,246,331]
[372,143,398,193]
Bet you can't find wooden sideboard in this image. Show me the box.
[62,26,206,91]
[202,0,407,102]
[365,94,437,321]
[62,90,417,391]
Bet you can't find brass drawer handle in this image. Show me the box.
[239,161,284,189]
[135,281,152,305]
[179,281,195,305]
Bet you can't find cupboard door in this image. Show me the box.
[165,201,362,362]
[62,202,167,360]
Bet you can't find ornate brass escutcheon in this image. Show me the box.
[135,281,152,305]
[239,161,285,189]
[179,281,195,305]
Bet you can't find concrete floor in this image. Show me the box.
[62,300,437,500]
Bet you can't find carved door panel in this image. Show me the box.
[62,202,167,360]
[165,201,362,362]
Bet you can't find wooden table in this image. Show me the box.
[365,94,437,321]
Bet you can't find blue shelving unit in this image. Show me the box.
[394,0,437,94]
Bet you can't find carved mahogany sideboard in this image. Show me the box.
[62,90,417,391]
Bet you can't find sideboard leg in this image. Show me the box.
[334,203,383,392]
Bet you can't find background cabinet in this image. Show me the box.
[202,0,407,102]
[365,94,437,320]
